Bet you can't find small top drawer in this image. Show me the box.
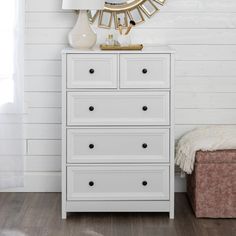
[120,54,170,89]
[67,54,118,89]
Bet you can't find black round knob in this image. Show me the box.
[142,143,148,149]
[142,181,148,186]
[89,181,94,187]
[89,144,94,149]
[89,106,94,111]
[142,68,148,74]
[142,106,148,111]
[89,69,95,74]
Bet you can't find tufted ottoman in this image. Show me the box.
[187,150,236,218]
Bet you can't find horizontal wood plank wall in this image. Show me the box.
[5,0,236,192]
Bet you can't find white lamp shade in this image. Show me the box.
[62,0,105,10]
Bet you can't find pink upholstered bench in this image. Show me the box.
[187,150,236,218]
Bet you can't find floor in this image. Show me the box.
[0,193,235,236]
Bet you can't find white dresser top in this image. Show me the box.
[62,45,175,54]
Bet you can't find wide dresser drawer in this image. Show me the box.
[67,54,117,88]
[120,54,170,88]
[67,128,169,163]
[67,92,170,126]
[67,165,169,201]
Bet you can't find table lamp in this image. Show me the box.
[62,0,105,49]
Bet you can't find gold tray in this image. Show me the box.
[100,44,143,51]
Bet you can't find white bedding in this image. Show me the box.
[175,126,236,174]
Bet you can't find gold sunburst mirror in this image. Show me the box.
[88,0,166,29]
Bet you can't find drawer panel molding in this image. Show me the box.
[67,92,170,126]
[67,165,170,201]
[67,54,118,89]
[67,128,170,163]
[120,54,170,89]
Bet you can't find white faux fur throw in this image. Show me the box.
[175,126,236,174]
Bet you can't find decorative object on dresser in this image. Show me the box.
[100,44,143,50]
[116,20,136,46]
[101,20,140,50]
[61,45,175,219]
[62,0,105,49]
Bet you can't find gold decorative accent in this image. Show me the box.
[114,11,129,29]
[88,10,100,23]
[127,7,144,24]
[100,44,143,50]
[153,0,166,5]
[88,0,166,29]
[98,10,113,28]
[140,0,159,18]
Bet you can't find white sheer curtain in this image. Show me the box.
[0,0,24,189]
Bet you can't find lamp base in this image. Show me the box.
[68,10,97,49]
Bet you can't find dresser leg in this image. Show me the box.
[62,210,67,219]
[169,210,174,219]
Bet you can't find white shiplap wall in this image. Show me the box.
[11,0,236,192]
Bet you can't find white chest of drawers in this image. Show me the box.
[61,46,175,219]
